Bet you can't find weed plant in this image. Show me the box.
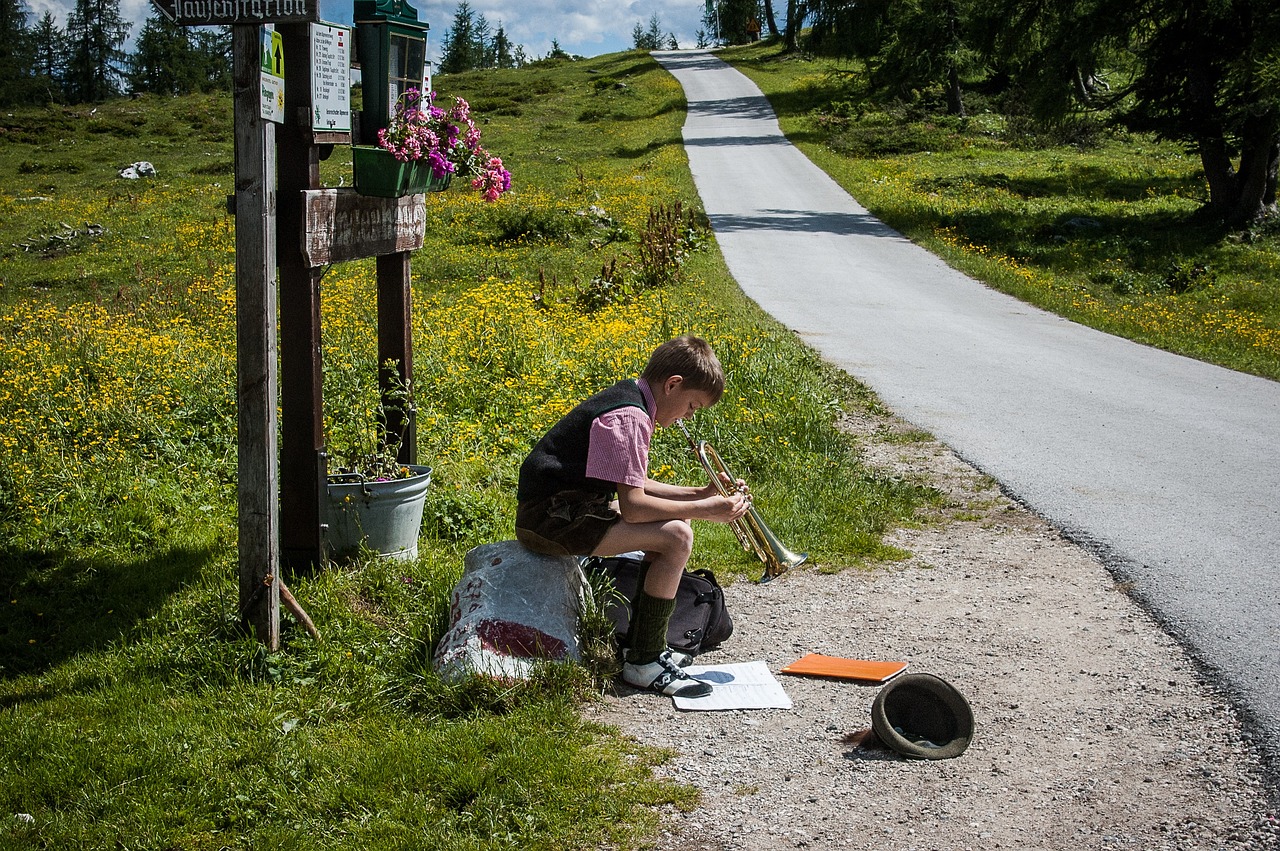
[0,51,931,848]
[721,40,1280,381]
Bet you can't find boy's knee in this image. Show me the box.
[663,519,694,556]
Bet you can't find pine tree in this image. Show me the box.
[472,14,492,68]
[493,24,514,69]
[64,0,130,102]
[632,13,665,50]
[439,0,476,73]
[28,11,67,102]
[979,0,1278,227]
[0,0,33,105]
[130,12,197,95]
[715,0,761,46]
[190,27,232,91]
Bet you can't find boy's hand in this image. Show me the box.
[701,472,750,500]
[715,489,752,522]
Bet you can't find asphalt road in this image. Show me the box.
[653,50,1280,780]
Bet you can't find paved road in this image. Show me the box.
[653,50,1280,778]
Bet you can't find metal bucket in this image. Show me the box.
[323,465,432,562]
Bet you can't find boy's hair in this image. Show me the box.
[641,335,725,402]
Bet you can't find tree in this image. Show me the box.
[493,23,514,69]
[64,0,130,102]
[545,39,570,61]
[809,0,982,116]
[439,0,476,73]
[129,12,198,95]
[0,0,35,105]
[783,0,806,50]
[472,13,492,68]
[190,27,232,91]
[29,10,68,98]
[715,0,762,45]
[983,0,1279,228]
[762,0,780,38]
[632,13,665,50]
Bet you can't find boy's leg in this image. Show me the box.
[593,520,710,697]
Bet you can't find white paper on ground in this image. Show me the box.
[672,660,793,711]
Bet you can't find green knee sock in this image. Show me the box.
[627,590,676,666]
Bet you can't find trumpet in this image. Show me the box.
[677,420,808,581]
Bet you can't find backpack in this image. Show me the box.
[584,555,734,656]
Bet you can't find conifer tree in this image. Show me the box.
[439,0,476,73]
[493,23,514,69]
[191,27,232,91]
[472,14,492,68]
[0,0,33,105]
[130,12,197,95]
[30,10,68,92]
[64,0,130,102]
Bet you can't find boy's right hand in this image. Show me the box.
[715,490,751,522]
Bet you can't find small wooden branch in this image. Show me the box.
[278,579,321,641]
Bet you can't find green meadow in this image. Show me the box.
[0,42,1275,849]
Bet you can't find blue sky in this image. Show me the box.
[26,0,711,61]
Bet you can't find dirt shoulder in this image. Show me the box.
[587,407,1280,850]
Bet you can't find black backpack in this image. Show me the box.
[584,555,734,656]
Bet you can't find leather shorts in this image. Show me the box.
[515,490,620,557]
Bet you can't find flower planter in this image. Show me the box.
[352,146,429,198]
[352,146,451,198]
[323,465,432,562]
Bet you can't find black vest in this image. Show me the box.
[517,379,648,503]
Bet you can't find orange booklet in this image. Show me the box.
[779,654,907,683]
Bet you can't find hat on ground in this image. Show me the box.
[870,672,975,760]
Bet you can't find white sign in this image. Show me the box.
[310,22,351,133]
[260,26,285,124]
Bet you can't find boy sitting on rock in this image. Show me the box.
[515,335,749,697]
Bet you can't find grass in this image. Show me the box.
[0,51,933,849]
[717,39,1280,381]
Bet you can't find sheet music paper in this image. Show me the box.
[672,660,793,711]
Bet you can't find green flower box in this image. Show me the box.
[353,146,452,198]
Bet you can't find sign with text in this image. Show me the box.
[309,23,351,133]
[260,26,284,123]
[301,190,426,267]
[150,0,317,26]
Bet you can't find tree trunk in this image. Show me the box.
[1197,125,1279,229]
[784,0,798,50]
[763,0,780,37]
[1226,125,1279,227]
[947,64,965,117]
[943,0,964,116]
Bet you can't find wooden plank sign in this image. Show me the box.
[302,189,426,267]
[150,0,318,26]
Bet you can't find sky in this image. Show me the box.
[25,0,712,61]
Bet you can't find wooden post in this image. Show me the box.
[233,24,280,648]
[277,21,327,574]
[377,251,416,464]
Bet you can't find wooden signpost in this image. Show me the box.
[230,22,281,648]
[156,0,427,647]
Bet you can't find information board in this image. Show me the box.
[310,23,351,133]
[259,26,285,123]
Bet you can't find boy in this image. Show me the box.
[515,335,749,698]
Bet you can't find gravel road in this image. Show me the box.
[588,409,1280,850]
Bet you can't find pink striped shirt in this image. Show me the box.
[585,378,656,489]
